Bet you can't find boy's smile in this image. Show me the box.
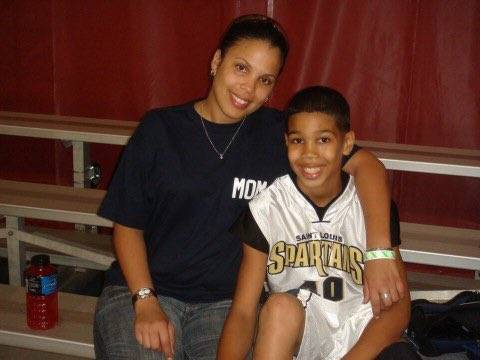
[285,112,354,206]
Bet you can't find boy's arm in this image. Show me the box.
[343,148,405,315]
[342,248,411,360]
[217,244,268,360]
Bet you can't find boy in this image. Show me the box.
[218,86,416,359]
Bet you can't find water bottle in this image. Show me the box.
[25,254,58,329]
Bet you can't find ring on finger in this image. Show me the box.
[381,292,390,301]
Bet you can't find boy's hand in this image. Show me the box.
[363,259,405,316]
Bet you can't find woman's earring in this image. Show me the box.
[210,68,216,77]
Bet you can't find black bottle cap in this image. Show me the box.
[31,254,50,266]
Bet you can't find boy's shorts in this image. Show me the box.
[295,289,373,360]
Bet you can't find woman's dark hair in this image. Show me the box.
[286,86,351,132]
[219,14,289,70]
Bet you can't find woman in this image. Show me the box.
[94,15,402,360]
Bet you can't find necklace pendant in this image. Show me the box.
[199,103,246,161]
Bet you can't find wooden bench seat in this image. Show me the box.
[0,180,111,227]
[0,111,135,145]
[399,222,480,270]
[0,345,88,360]
[0,284,95,358]
[358,140,480,177]
[410,288,480,301]
[408,271,480,292]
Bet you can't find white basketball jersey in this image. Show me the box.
[249,173,367,327]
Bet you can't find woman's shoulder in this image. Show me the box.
[142,102,193,124]
[128,103,193,146]
[136,102,195,132]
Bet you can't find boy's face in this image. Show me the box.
[285,112,354,205]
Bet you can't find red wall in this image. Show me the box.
[1,0,479,229]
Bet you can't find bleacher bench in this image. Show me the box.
[1,179,479,288]
[1,282,477,359]
[1,112,479,176]
[0,180,114,286]
[0,111,135,145]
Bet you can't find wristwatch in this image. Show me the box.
[131,287,157,306]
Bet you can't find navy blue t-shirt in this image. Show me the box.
[99,102,289,302]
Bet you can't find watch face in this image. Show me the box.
[132,288,156,307]
[139,288,151,297]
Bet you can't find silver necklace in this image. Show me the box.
[199,104,246,160]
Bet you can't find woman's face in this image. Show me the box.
[207,38,283,123]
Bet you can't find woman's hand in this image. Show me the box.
[112,224,174,356]
[363,259,405,316]
[134,297,175,359]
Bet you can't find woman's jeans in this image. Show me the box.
[94,285,231,359]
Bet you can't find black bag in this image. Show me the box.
[406,291,480,359]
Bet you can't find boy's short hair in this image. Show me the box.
[286,86,350,132]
